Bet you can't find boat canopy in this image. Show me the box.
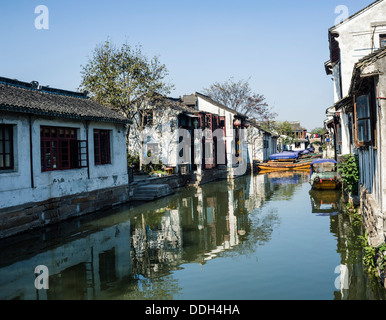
[299,150,310,155]
[270,151,299,160]
[310,159,337,165]
[310,159,337,177]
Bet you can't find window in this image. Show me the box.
[354,94,377,148]
[140,110,153,126]
[355,95,371,144]
[94,129,111,165]
[380,34,386,48]
[0,125,14,170]
[40,126,87,171]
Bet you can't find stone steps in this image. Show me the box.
[132,183,175,201]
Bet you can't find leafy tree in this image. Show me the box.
[79,39,174,144]
[310,127,325,136]
[203,77,276,123]
[274,121,294,137]
[338,154,359,195]
[267,121,295,150]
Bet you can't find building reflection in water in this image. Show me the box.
[0,173,281,300]
[307,187,386,300]
[0,171,385,299]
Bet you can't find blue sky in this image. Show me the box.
[0,0,375,130]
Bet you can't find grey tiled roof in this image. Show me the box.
[349,46,386,94]
[0,77,131,124]
[194,92,248,118]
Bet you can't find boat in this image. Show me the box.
[258,159,315,171]
[257,150,322,172]
[269,151,299,161]
[309,158,341,190]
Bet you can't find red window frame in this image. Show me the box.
[40,126,87,171]
[94,129,111,165]
[0,124,14,171]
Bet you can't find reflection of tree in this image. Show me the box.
[130,209,182,279]
[329,195,386,300]
[231,209,280,257]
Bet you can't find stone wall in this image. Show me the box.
[360,186,384,247]
[359,186,386,289]
[0,185,130,239]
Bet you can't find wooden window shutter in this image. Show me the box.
[353,95,361,148]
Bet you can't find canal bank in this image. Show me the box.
[0,171,385,300]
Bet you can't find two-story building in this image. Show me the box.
[324,0,386,157]
[324,0,386,252]
[183,92,250,177]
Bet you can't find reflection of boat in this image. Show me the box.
[309,189,341,216]
[271,175,299,185]
[309,159,341,190]
[264,170,306,184]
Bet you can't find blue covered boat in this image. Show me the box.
[309,159,340,190]
[269,151,299,161]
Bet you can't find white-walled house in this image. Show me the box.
[0,76,131,239]
[336,48,386,248]
[182,92,249,177]
[325,0,386,156]
[323,0,386,265]
[246,120,278,163]
[127,95,199,175]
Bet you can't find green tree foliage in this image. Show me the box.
[267,121,294,146]
[79,39,174,134]
[274,121,294,137]
[337,154,359,195]
[310,127,325,136]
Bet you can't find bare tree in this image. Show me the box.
[203,77,277,123]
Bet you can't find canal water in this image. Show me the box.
[0,171,385,300]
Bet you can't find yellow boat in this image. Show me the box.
[258,159,315,172]
[309,159,341,190]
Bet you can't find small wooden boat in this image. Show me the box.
[269,151,299,161]
[309,159,341,190]
[258,159,314,171]
[258,149,323,172]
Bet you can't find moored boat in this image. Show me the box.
[258,149,322,172]
[258,158,315,171]
[309,159,341,190]
[269,151,299,161]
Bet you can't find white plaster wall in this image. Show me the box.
[197,97,237,168]
[247,126,263,162]
[374,60,386,213]
[291,141,307,151]
[328,1,386,156]
[128,108,179,168]
[0,114,128,209]
[332,1,386,98]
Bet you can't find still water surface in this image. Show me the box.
[0,171,385,300]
